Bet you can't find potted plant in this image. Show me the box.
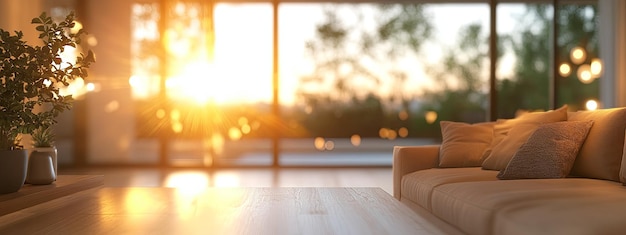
[0,12,95,193]
[27,126,58,184]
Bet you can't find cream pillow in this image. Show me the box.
[569,107,626,182]
[497,120,593,180]
[482,123,538,170]
[438,121,494,167]
[481,105,569,170]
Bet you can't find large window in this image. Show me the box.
[23,0,602,167]
[496,3,600,118]
[131,2,275,166]
[496,3,553,117]
[277,3,489,165]
[555,3,600,110]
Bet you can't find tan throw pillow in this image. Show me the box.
[482,123,538,170]
[481,105,569,170]
[481,105,569,162]
[569,107,626,182]
[497,120,593,180]
[438,121,494,167]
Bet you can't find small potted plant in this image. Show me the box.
[0,12,95,192]
[27,126,58,184]
[31,126,56,149]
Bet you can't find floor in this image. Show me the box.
[59,167,394,195]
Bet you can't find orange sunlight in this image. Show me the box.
[166,61,219,105]
[129,3,274,106]
[166,57,272,105]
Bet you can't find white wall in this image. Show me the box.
[0,0,43,42]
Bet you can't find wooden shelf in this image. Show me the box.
[0,175,103,216]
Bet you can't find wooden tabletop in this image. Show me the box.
[0,187,439,235]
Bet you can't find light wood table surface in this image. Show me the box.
[0,187,442,234]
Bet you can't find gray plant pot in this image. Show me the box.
[26,151,55,185]
[0,149,28,194]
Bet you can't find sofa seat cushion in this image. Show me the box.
[401,167,498,210]
[494,186,626,235]
[430,178,622,235]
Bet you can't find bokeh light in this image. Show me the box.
[559,63,571,77]
[577,64,593,84]
[398,127,409,138]
[398,110,409,121]
[425,111,438,124]
[324,141,335,150]
[228,127,242,140]
[156,109,166,119]
[314,137,325,150]
[350,135,361,146]
[590,58,602,78]
[570,46,586,65]
[379,128,389,139]
[585,99,598,111]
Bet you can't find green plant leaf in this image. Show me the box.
[0,11,94,150]
[31,17,42,24]
[85,50,96,63]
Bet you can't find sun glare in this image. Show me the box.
[130,3,274,105]
[165,58,273,105]
[167,61,219,105]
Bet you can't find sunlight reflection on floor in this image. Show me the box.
[60,168,393,194]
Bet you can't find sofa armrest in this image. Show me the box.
[392,145,440,200]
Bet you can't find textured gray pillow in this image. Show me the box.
[497,120,593,180]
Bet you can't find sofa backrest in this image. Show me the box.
[568,107,626,182]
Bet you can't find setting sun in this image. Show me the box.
[165,58,273,105]
[166,61,219,105]
[130,3,274,105]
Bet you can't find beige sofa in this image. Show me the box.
[393,107,626,235]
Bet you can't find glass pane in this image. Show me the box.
[496,3,599,116]
[131,3,161,100]
[211,3,274,166]
[496,3,553,118]
[279,3,489,166]
[556,3,599,111]
[130,2,274,166]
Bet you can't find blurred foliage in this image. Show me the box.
[294,4,433,138]
[294,3,599,139]
[499,4,599,117]
[134,3,599,141]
